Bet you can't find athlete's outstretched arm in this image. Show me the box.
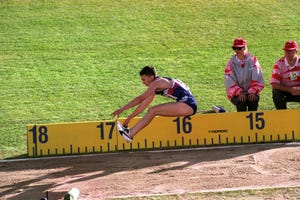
[111,80,159,117]
[123,94,155,126]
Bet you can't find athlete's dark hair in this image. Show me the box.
[139,66,157,76]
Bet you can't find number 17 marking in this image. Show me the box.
[97,122,115,140]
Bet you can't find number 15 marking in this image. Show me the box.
[246,112,265,130]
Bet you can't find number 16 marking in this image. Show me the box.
[173,116,192,134]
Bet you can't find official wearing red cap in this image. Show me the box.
[270,40,300,109]
[232,38,247,47]
[282,40,298,51]
[225,38,264,112]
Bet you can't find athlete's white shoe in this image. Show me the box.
[116,121,132,142]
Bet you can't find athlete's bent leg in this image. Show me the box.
[129,102,193,138]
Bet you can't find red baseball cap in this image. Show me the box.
[282,40,298,51]
[232,38,247,47]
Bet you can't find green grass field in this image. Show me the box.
[1,0,300,160]
[114,186,300,200]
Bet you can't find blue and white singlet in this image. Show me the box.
[155,77,198,114]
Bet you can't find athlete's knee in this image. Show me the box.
[147,105,159,116]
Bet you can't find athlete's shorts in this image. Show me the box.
[179,95,198,115]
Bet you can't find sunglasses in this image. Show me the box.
[232,47,244,51]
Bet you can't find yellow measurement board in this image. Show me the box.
[27,109,300,157]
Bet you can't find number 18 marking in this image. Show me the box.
[28,125,48,144]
